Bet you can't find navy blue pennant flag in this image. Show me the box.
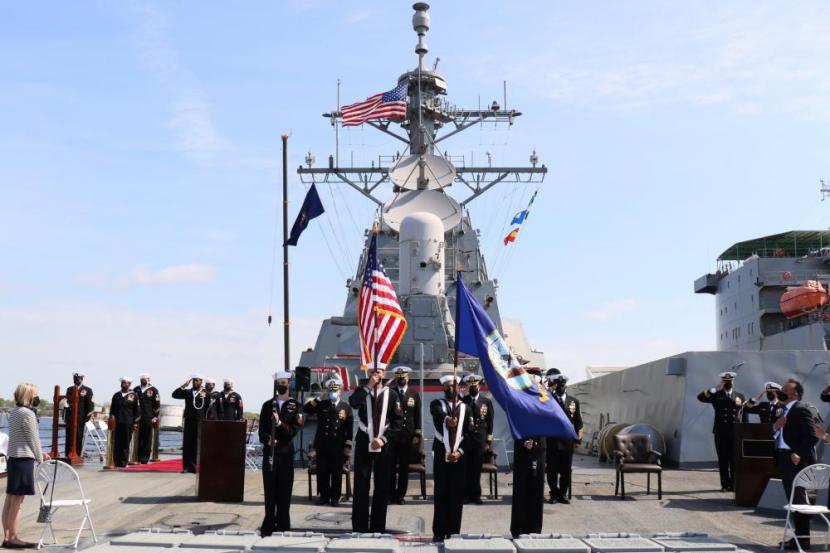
[285,184,325,246]
[455,272,577,440]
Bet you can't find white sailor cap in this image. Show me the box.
[119,376,133,383]
[191,373,205,380]
[272,370,293,380]
[719,371,736,380]
[205,377,216,385]
[546,373,568,384]
[463,373,483,384]
[223,377,233,385]
[139,373,151,379]
[324,376,343,389]
[439,375,461,385]
[393,366,412,375]
[765,381,782,391]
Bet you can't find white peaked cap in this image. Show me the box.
[139,373,151,379]
[765,381,782,390]
[325,376,343,388]
[273,370,293,380]
[73,372,85,377]
[191,373,205,380]
[393,366,413,375]
[439,375,460,385]
[464,374,483,384]
[223,378,233,385]
[205,377,216,384]
[719,371,736,380]
[120,376,133,383]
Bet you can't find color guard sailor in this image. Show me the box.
[510,367,546,538]
[259,371,303,534]
[64,371,94,456]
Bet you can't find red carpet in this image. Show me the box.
[121,458,188,473]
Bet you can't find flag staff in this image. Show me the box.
[281,133,290,398]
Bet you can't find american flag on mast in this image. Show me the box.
[341,83,408,127]
[358,230,408,370]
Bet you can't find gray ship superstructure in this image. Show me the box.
[572,230,830,467]
[298,3,546,383]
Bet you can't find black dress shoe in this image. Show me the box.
[546,496,557,504]
[330,499,340,507]
[779,538,810,551]
[315,497,328,506]
[471,498,483,505]
[557,496,570,504]
[396,498,406,505]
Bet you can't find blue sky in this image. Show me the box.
[2,1,830,406]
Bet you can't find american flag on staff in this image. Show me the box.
[358,230,408,370]
[341,83,408,127]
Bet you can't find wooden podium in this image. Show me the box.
[197,420,247,502]
[733,422,778,507]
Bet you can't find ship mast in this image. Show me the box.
[298,2,546,205]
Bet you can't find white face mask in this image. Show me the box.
[328,391,340,401]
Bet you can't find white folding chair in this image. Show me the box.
[782,463,830,551]
[36,460,97,549]
[0,432,8,475]
[83,420,105,461]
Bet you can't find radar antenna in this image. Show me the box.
[821,179,830,201]
[298,2,546,206]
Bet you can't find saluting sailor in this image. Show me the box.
[259,370,303,535]
[219,378,244,421]
[388,366,422,504]
[134,373,160,464]
[172,374,208,473]
[462,373,493,504]
[744,381,784,423]
[349,365,403,533]
[431,374,475,542]
[303,374,353,506]
[109,377,140,468]
[697,371,746,491]
[545,371,582,504]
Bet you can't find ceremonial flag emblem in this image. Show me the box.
[358,232,407,370]
[511,210,529,225]
[454,273,576,440]
[285,184,325,246]
[341,84,408,127]
[503,228,519,245]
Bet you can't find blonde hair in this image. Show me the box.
[14,382,37,406]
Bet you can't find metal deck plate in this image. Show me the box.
[325,536,400,553]
[443,536,516,553]
[650,533,736,552]
[581,535,664,552]
[82,546,168,553]
[179,533,262,549]
[252,532,329,552]
[109,531,193,547]
[514,537,590,552]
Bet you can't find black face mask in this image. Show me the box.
[723,381,733,390]
[444,389,457,400]
[397,378,407,386]
[73,377,82,386]
[224,385,232,392]
[121,384,130,392]
[468,385,479,395]
[276,384,288,395]
[206,384,215,392]
[767,392,777,401]
[555,384,566,394]
[31,396,40,407]
[140,379,148,387]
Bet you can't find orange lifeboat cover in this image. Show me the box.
[780,280,828,319]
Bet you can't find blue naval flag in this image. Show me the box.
[285,184,325,246]
[454,273,577,440]
[511,209,529,225]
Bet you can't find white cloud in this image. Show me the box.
[128,263,215,285]
[77,263,216,287]
[0,302,322,407]
[344,10,372,25]
[129,2,227,162]
[582,299,638,322]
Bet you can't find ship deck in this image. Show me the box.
[2,454,792,551]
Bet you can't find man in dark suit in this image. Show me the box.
[697,371,746,491]
[388,366,421,504]
[462,373,493,504]
[65,371,95,457]
[774,378,818,551]
[743,381,784,423]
